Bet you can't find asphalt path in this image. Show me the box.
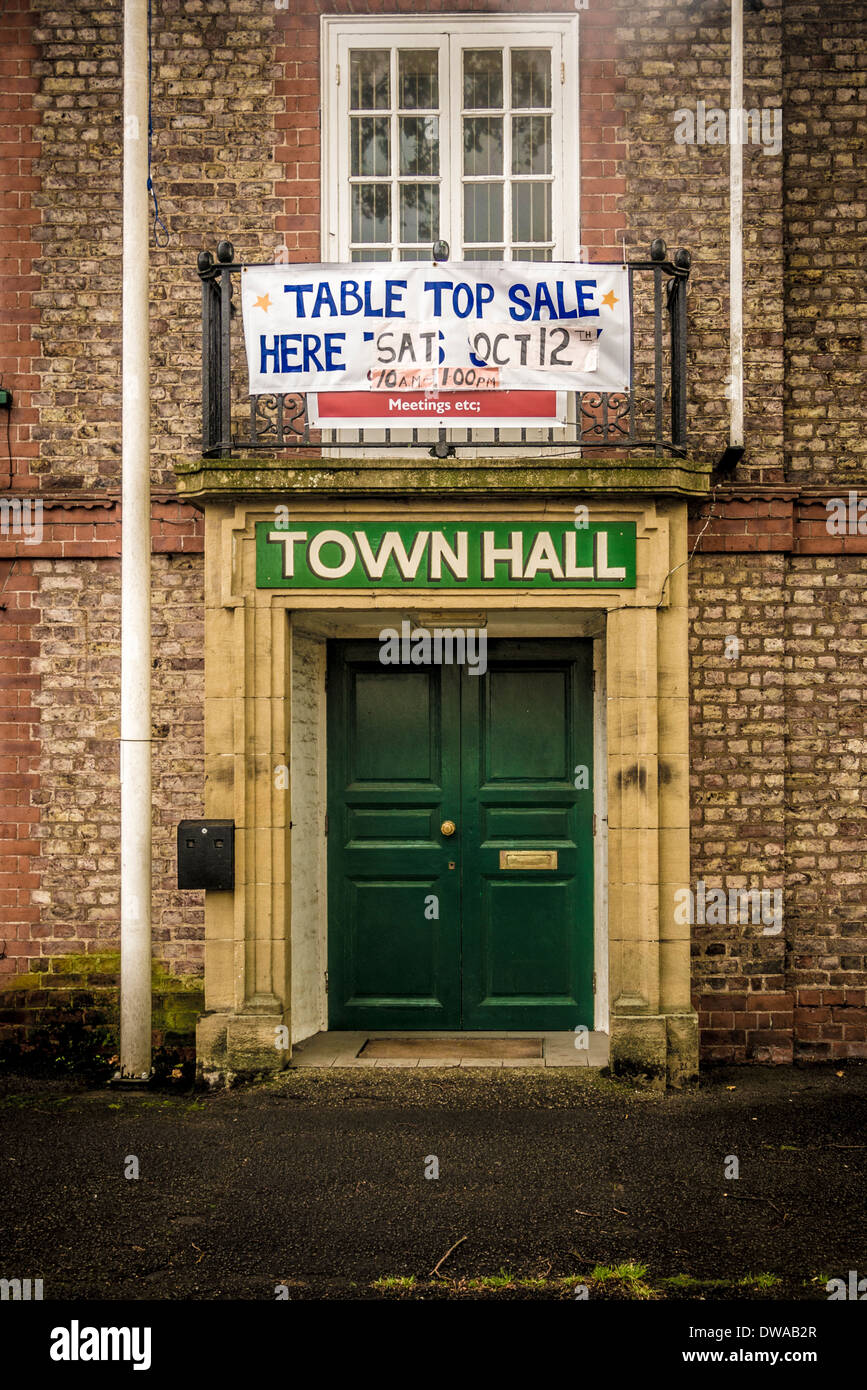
[1,1065,864,1300]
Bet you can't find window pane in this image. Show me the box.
[513,247,553,262]
[512,115,551,174]
[463,49,503,109]
[463,247,504,260]
[511,182,551,243]
[399,49,438,109]
[352,184,391,243]
[350,51,390,110]
[464,182,503,243]
[352,248,393,262]
[463,116,503,176]
[400,183,439,243]
[351,116,390,177]
[511,49,551,109]
[399,116,439,176]
[399,248,432,261]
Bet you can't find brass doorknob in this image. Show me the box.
[440,820,456,837]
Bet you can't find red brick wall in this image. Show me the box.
[0,0,40,489]
[0,0,45,1012]
[689,492,867,556]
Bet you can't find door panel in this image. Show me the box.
[461,641,594,1029]
[327,638,594,1031]
[327,644,461,1028]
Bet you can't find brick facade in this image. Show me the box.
[0,0,41,490]
[0,0,864,1066]
[1,523,205,1057]
[686,0,867,1062]
[783,1,865,486]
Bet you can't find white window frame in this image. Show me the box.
[321,13,581,265]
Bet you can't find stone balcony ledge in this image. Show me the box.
[173,452,713,503]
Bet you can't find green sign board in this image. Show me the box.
[255,520,636,590]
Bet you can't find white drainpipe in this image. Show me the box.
[119,0,152,1078]
[729,0,744,451]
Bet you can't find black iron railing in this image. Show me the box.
[197,238,690,459]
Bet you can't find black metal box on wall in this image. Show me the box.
[177,820,235,890]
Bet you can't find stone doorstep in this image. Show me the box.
[290,1030,610,1069]
[360,1037,543,1059]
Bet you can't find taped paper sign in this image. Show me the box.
[240,262,631,396]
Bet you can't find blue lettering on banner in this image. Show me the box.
[534,283,557,319]
[508,284,533,320]
[260,333,346,375]
[282,283,314,315]
[555,282,578,319]
[574,280,600,317]
[340,280,363,315]
[312,282,338,317]
[423,281,495,319]
[363,281,383,317]
[508,280,601,321]
[280,335,300,372]
[260,336,281,373]
[385,280,408,316]
[324,334,346,369]
[243,261,630,396]
[424,281,452,316]
[281,281,408,319]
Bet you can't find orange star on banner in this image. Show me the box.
[601,290,619,310]
[255,293,272,312]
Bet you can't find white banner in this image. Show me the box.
[240,262,631,396]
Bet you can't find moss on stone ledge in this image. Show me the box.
[173,452,712,500]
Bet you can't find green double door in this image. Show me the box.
[327,639,594,1031]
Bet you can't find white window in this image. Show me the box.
[322,16,580,265]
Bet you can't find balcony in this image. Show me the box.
[195,239,692,467]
